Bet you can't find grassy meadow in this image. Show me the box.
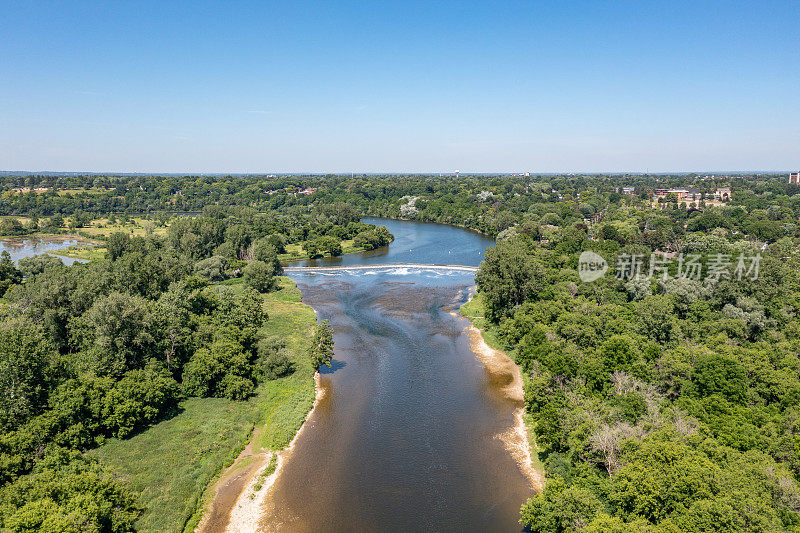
[89,276,317,532]
[78,217,169,238]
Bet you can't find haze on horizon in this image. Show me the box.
[1,1,798,174]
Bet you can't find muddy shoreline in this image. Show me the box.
[462,318,545,492]
[196,373,327,533]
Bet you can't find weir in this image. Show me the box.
[283,262,479,273]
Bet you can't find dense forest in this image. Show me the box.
[0,200,389,529]
[1,172,800,530]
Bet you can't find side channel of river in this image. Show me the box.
[0,236,93,265]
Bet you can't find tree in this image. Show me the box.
[102,363,181,438]
[182,336,253,400]
[0,320,54,430]
[475,235,545,320]
[317,236,343,257]
[266,234,287,254]
[243,260,276,293]
[257,337,293,380]
[302,240,322,259]
[310,320,334,370]
[17,254,63,277]
[106,231,130,261]
[520,477,603,532]
[0,448,141,531]
[610,439,719,523]
[0,251,21,296]
[83,292,155,377]
[253,240,283,275]
[194,256,228,281]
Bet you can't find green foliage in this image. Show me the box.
[310,320,335,370]
[243,260,276,293]
[182,337,253,400]
[475,235,545,320]
[256,337,294,380]
[16,254,63,277]
[81,291,156,377]
[0,320,54,431]
[87,276,317,531]
[0,448,140,532]
[194,255,228,282]
[354,225,393,250]
[105,231,130,261]
[101,363,181,439]
[0,252,21,296]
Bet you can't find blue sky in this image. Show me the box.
[1,1,798,173]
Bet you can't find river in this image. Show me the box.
[263,219,535,531]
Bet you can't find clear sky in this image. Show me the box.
[1,1,798,173]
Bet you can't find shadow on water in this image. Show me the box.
[318,359,347,374]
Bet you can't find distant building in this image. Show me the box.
[790,172,800,184]
[653,188,703,203]
[714,187,731,201]
[621,186,635,195]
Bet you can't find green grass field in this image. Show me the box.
[48,243,107,261]
[89,276,317,532]
[79,217,168,238]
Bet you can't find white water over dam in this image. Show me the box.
[283,262,479,274]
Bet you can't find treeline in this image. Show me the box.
[2,173,800,241]
[475,220,800,530]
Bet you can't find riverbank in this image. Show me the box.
[459,290,545,493]
[198,372,327,533]
[88,276,318,532]
[278,238,369,263]
[362,215,493,237]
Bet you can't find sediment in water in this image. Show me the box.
[457,298,545,493]
[196,372,328,533]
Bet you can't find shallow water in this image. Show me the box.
[269,221,533,532]
[0,236,90,265]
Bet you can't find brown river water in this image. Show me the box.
[262,220,536,532]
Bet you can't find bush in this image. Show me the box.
[310,320,334,370]
[102,363,181,438]
[16,255,63,277]
[182,337,254,400]
[193,256,228,282]
[0,448,141,531]
[256,337,293,380]
[243,260,276,293]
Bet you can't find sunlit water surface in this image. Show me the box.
[265,220,533,532]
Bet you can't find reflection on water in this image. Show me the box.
[0,237,91,265]
[268,222,533,532]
